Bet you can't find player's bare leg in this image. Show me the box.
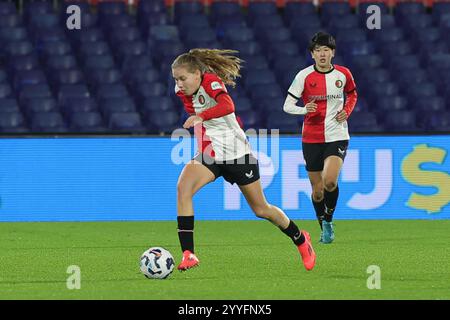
[239,180,316,271]
[308,171,325,241]
[321,156,344,243]
[176,159,215,271]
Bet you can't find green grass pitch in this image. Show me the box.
[0,220,449,300]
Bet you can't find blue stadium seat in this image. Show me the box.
[8,54,40,73]
[395,2,426,20]
[266,111,300,133]
[252,15,284,29]
[5,41,34,57]
[83,55,116,71]
[109,27,141,46]
[408,83,437,101]
[179,14,210,30]
[0,112,28,132]
[372,28,404,44]
[0,27,27,43]
[247,2,277,23]
[78,41,111,57]
[327,15,360,30]
[152,41,185,64]
[140,97,176,116]
[0,2,17,15]
[131,82,167,102]
[258,27,291,43]
[14,70,47,91]
[233,97,253,113]
[19,84,53,104]
[421,111,450,131]
[88,69,122,86]
[146,110,180,133]
[0,14,22,28]
[412,97,446,114]
[336,29,367,44]
[100,97,137,120]
[432,2,450,21]
[96,83,129,99]
[348,112,380,132]
[395,69,429,93]
[109,112,146,133]
[412,28,442,47]
[125,68,160,86]
[389,55,420,71]
[289,16,322,30]
[69,112,106,132]
[366,82,399,104]
[57,84,91,105]
[383,110,419,132]
[51,69,84,87]
[0,98,20,113]
[241,55,269,76]
[259,97,285,114]
[121,55,153,72]
[228,41,261,57]
[22,98,58,118]
[137,0,166,14]
[427,53,450,69]
[402,14,433,30]
[284,2,316,23]
[244,69,276,89]
[222,27,254,45]
[29,13,59,29]
[24,1,53,21]
[184,28,217,48]
[98,1,126,16]
[61,97,98,118]
[375,96,408,116]
[321,2,352,21]
[39,41,72,57]
[174,1,204,21]
[380,41,412,62]
[115,41,148,63]
[70,28,104,45]
[31,112,67,132]
[250,84,283,103]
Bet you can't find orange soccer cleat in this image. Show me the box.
[177,250,199,271]
[297,231,316,271]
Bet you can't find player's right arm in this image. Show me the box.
[283,71,316,115]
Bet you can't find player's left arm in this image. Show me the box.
[183,75,234,128]
[336,68,358,123]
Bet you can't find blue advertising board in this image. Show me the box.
[0,134,448,222]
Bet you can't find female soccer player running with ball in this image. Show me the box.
[172,49,316,271]
[283,32,358,244]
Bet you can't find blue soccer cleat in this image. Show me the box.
[321,221,335,244]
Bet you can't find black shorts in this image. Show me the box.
[302,140,349,172]
[193,153,260,186]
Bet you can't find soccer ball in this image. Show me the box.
[139,247,175,279]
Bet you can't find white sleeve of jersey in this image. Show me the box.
[283,94,307,115]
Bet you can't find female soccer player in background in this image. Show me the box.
[172,49,316,271]
[283,32,358,243]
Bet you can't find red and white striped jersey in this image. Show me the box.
[285,64,357,143]
[176,73,251,161]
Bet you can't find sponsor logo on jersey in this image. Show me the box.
[335,80,343,88]
[211,81,223,91]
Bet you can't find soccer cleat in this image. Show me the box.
[322,221,335,244]
[319,231,324,243]
[297,231,316,271]
[177,250,199,271]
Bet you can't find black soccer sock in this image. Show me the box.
[280,220,305,245]
[177,216,194,253]
[311,195,325,230]
[324,185,339,222]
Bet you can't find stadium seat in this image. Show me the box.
[8,54,40,73]
[96,83,129,99]
[0,13,22,28]
[321,2,352,21]
[109,112,146,133]
[140,96,176,116]
[22,97,58,119]
[31,112,67,132]
[0,112,28,132]
[236,110,262,129]
[99,97,137,120]
[14,70,47,91]
[98,1,126,17]
[131,82,167,102]
[69,112,106,132]
[0,27,28,43]
[284,2,316,23]
[348,112,381,132]
[420,111,450,131]
[5,41,34,57]
[83,55,116,71]
[0,98,20,113]
[39,41,72,57]
[266,111,300,133]
[174,1,204,21]
[222,27,254,44]
[57,84,91,105]
[61,97,98,118]
[0,2,17,15]
[383,110,419,132]
[146,110,180,133]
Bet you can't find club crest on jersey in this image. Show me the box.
[335,80,343,88]
[198,95,205,105]
[310,82,317,88]
[211,81,223,91]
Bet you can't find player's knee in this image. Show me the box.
[176,181,194,201]
[313,190,324,201]
[323,179,337,192]
[252,204,270,219]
